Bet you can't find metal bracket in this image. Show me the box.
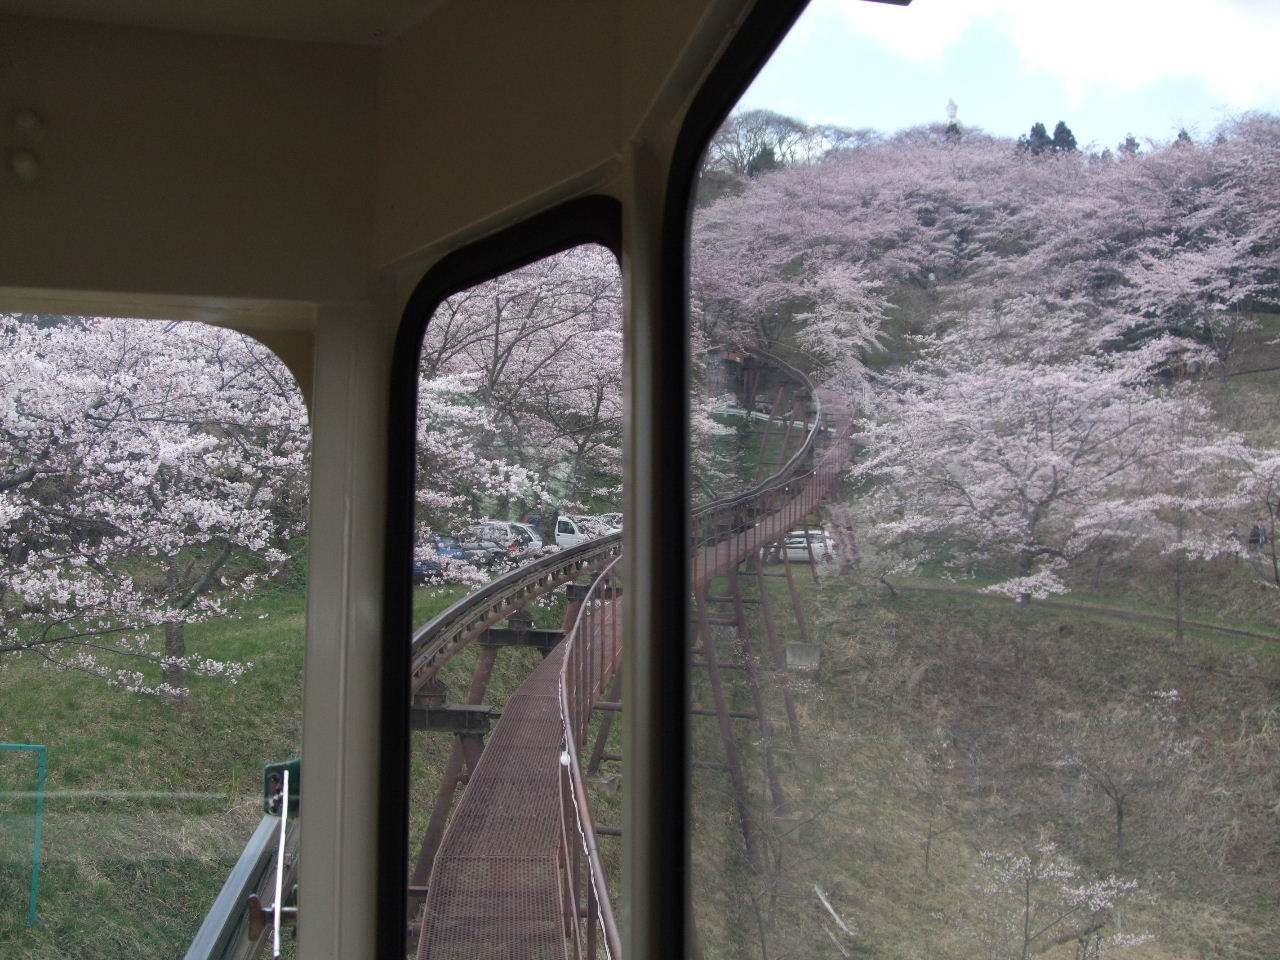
[263,759,300,816]
[246,885,298,941]
[565,582,622,602]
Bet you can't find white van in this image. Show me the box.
[554,515,591,548]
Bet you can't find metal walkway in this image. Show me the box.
[416,646,570,960]
[412,359,853,960]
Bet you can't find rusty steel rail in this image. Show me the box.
[558,557,624,960]
[693,397,852,584]
[695,349,826,525]
[693,349,851,567]
[410,532,622,690]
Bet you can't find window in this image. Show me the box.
[684,3,1280,957]
[0,315,308,957]
[382,200,622,958]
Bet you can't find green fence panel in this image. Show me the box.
[0,744,46,926]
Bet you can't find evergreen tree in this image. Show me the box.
[1018,122,1052,155]
[1052,120,1078,152]
[745,144,779,178]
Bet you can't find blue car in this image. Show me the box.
[426,533,467,559]
[413,534,467,583]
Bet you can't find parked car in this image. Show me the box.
[522,512,560,544]
[413,533,468,583]
[549,515,587,547]
[520,513,617,548]
[509,521,544,550]
[572,515,621,537]
[454,536,510,567]
[466,520,540,558]
[783,529,834,562]
[595,512,623,530]
[412,557,443,583]
[423,533,467,560]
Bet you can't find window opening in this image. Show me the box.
[0,315,309,957]
[403,243,624,958]
[687,3,1280,958]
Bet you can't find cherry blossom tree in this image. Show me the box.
[418,245,624,523]
[414,374,545,541]
[693,112,1279,385]
[1113,125,1280,371]
[1,315,308,700]
[1097,395,1248,635]
[959,842,1150,959]
[850,340,1228,600]
[687,114,1280,601]
[1234,446,1280,586]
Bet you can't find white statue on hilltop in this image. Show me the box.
[946,99,959,124]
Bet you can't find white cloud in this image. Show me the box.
[825,0,1280,106]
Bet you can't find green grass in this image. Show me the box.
[0,571,576,957]
[702,411,810,502]
[0,585,306,959]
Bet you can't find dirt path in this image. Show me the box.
[889,580,1280,645]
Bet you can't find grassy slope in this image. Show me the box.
[692,566,1280,960]
[0,579,514,958]
[0,586,306,957]
[689,318,1280,958]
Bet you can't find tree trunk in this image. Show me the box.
[1021,874,1034,960]
[162,621,187,708]
[1016,548,1035,604]
[1114,795,1125,859]
[1173,512,1186,642]
[1267,502,1279,586]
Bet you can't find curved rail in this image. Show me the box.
[558,557,624,959]
[410,532,622,689]
[184,814,298,960]
[692,349,849,568]
[695,349,826,522]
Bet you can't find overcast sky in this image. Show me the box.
[736,0,1280,150]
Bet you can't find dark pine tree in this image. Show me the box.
[1018,121,1053,155]
[1052,121,1078,152]
[745,144,779,178]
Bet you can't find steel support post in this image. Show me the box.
[752,553,800,747]
[693,591,761,869]
[727,565,788,817]
[587,669,623,775]
[780,546,812,646]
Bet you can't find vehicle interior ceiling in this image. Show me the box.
[0,0,819,954]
